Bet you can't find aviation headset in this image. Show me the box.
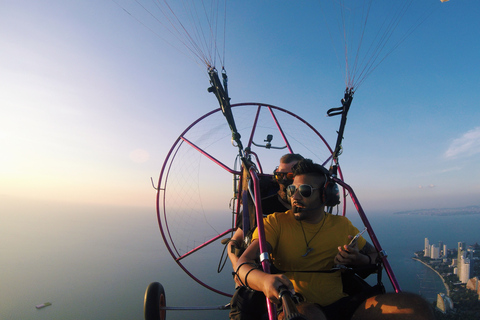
[280,163,340,207]
[322,174,340,207]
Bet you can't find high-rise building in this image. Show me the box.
[466,277,480,301]
[460,257,471,284]
[466,277,479,291]
[443,244,447,258]
[467,248,475,259]
[425,238,430,257]
[458,242,466,261]
[451,259,457,267]
[457,242,466,280]
[430,244,440,259]
[436,293,454,313]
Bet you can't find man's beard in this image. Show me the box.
[293,202,323,221]
[293,206,304,220]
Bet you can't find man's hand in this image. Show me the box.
[334,235,368,266]
[261,274,295,304]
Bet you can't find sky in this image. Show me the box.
[1,0,480,215]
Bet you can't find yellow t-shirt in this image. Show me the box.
[252,210,366,306]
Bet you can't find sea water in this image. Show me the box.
[2,197,479,320]
[347,213,477,301]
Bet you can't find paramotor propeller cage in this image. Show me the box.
[156,102,347,298]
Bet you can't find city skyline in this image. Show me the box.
[417,236,480,316]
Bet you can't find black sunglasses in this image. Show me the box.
[274,171,294,181]
[286,184,320,198]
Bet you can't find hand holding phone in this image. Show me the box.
[348,227,367,247]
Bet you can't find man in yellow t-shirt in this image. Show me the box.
[252,210,366,306]
[227,153,304,286]
[234,159,378,319]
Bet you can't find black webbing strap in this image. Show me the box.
[275,264,380,275]
[207,68,244,152]
[327,88,354,163]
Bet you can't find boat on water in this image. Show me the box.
[35,302,52,309]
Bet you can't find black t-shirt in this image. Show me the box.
[236,175,289,230]
[260,194,289,215]
[236,193,289,230]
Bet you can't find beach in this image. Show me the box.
[412,258,450,296]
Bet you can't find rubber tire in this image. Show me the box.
[144,282,166,320]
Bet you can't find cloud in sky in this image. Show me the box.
[129,149,150,163]
[418,184,435,189]
[444,127,480,159]
[439,166,462,173]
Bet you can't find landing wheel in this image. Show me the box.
[144,282,166,320]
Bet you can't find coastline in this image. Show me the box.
[412,257,450,296]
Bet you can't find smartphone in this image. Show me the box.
[348,227,367,247]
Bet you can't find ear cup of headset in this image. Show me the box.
[323,179,340,206]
